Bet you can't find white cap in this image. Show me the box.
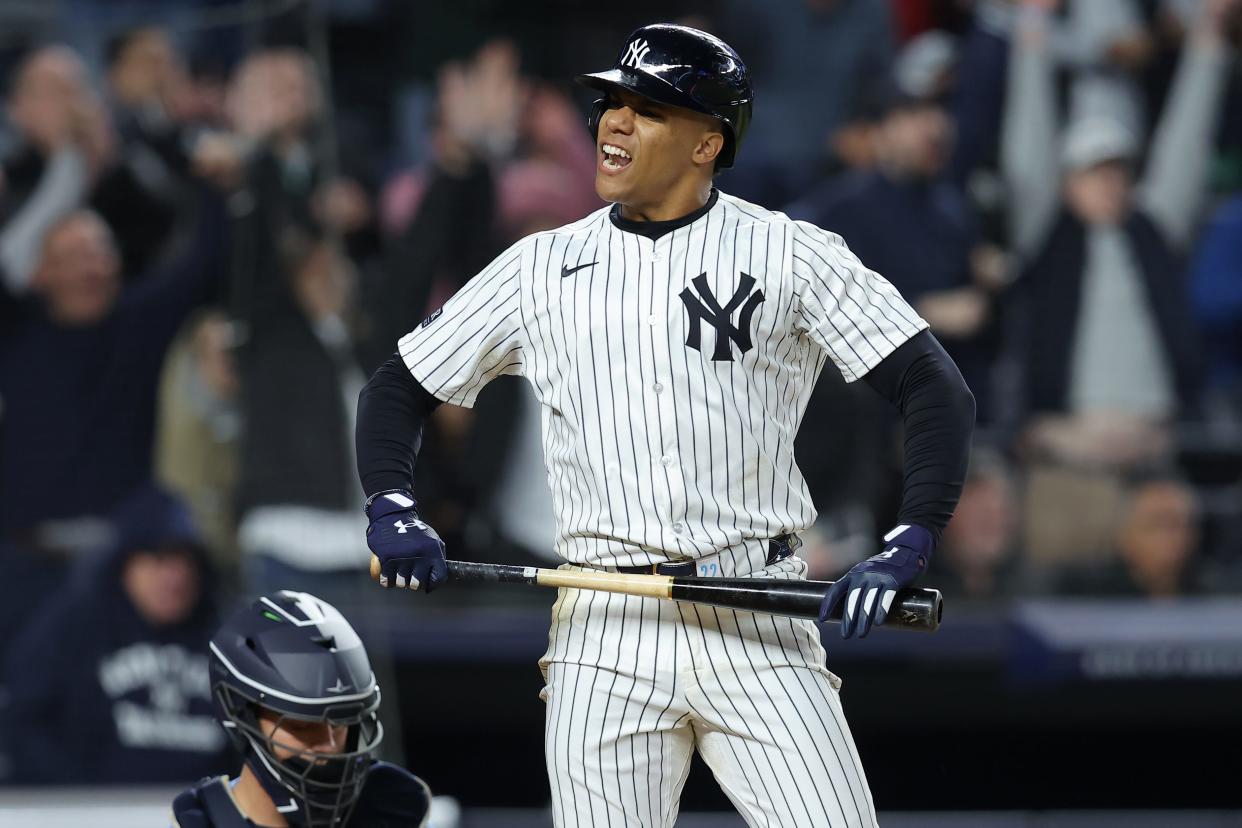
[1061,117,1138,171]
[894,30,958,99]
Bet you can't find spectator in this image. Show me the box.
[786,34,1005,416]
[218,46,385,601]
[1058,473,1202,597]
[373,40,596,349]
[225,48,374,260]
[154,310,242,583]
[233,231,371,600]
[1001,4,1235,583]
[930,447,1022,600]
[1,45,114,188]
[225,48,324,256]
[0,192,224,553]
[1003,0,1234,449]
[1002,0,1233,567]
[371,40,526,359]
[0,485,228,784]
[93,26,199,276]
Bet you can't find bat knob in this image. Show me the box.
[369,554,381,581]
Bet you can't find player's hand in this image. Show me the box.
[819,524,933,639]
[365,490,448,593]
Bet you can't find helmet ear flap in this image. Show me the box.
[588,98,607,140]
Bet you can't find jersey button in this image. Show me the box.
[672,522,684,533]
[660,454,673,466]
[647,314,657,325]
[653,382,664,393]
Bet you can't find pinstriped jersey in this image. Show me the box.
[398,191,927,568]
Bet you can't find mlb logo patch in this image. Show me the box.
[420,307,443,328]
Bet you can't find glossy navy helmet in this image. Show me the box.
[209,591,382,827]
[576,23,754,168]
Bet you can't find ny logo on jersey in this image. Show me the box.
[621,39,651,68]
[680,273,765,362]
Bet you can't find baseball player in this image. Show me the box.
[356,24,974,828]
[172,591,431,827]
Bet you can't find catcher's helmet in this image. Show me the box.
[576,23,753,168]
[209,591,382,827]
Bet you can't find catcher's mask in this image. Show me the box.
[209,591,382,827]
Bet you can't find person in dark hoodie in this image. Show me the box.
[0,484,229,784]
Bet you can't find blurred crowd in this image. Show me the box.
[0,0,1239,787]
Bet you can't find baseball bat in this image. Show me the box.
[369,556,942,632]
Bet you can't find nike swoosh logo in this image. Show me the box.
[562,261,598,278]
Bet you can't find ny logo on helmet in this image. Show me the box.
[680,273,765,362]
[622,39,651,69]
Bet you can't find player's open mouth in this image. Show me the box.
[601,143,632,172]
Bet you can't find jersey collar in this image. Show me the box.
[609,189,719,240]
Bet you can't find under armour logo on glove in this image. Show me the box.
[365,490,447,592]
[393,518,428,534]
[819,524,934,639]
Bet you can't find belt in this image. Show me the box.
[614,534,801,576]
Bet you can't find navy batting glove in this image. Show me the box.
[819,524,934,639]
[365,490,448,593]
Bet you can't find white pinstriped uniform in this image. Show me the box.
[399,191,926,827]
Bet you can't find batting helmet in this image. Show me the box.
[576,23,753,169]
[209,591,382,827]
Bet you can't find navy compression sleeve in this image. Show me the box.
[356,352,442,497]
[862,330,976,543]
